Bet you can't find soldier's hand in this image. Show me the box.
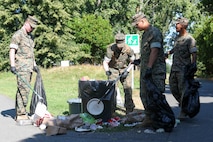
[164,53,169,59]
[144,67,152,79]
[188,62,197,77]
[121,71,129,79]
[33,66,39,73]
[10,66,16,74]
[191,62,197,71]
[106,71,112,77]
[185,63,197,78]
[132,59,141,65]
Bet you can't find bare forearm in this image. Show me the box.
[147,48,159,68]
[9,49,16,67]
[191,52,197,63]
[103,60,109,71]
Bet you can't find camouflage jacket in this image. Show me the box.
[171,33,197,72]
[140,25,166,78]
[9,28,35,72]
[105,43,134,69]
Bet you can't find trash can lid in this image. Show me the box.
[87,98,104,115]
[67,98,82,104]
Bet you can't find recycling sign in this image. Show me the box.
[125,34,140,53]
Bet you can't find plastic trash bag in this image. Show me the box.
[182,64,201,118]
[144,78,175,132]
[78,80,116,101]
[79,113,96,124]
[30,68,48,115]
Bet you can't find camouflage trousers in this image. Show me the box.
[109,68,135,111]
[140,74,165,116]
[169,71,186,105]
[16,72,32,116]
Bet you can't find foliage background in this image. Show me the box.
[0,0,212,76]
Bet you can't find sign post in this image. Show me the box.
[125,34,140,89]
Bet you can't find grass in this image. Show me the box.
[0,65,140,116]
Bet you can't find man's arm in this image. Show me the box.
[143,33,161,79]
[147,48,159,68]
[127,54,135,72]
[166,48,174,56]
[191,52,197,64]
[103,58,112,77]
[9,48,16,67]
[9,48,17,74]
[103,60,110,72]
[143,47,159,79]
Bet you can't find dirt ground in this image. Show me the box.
[117,88,144,111]
[132,89,144,110]
[133,95,144,110]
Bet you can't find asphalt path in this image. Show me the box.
[1,78,213,142]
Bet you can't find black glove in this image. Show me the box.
[10,66,16,74]
[188,62,197,77]
[185,63,197,78]
[191,62,197,71]
[106,71,112,77]
[132,59,141,65]
[144,67,152,79]
[121,71,129,79]
[33,66,39,73]
[164,53,169,59]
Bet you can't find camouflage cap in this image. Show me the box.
[176,17,189,27]
[27,15,39,28]
[115,33,125,48]
[115,33,125,41]
[132,12,146,26]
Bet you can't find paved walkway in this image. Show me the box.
[1,78,213,142]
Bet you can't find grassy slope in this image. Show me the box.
[0,65,140,116]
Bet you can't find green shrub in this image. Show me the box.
[67,14,114,64]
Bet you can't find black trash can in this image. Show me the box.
[78,80,116,122]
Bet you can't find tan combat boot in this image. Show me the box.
[126,108,134,114]
[139,116,153,127]
[16,114,32,126]
[16,114,30,121]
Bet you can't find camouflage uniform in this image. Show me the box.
[104,42,135,112]
[10,27,35,116]
[140,26,166,116]
[169,33,197,104]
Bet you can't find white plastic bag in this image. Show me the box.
[35,102,47,118]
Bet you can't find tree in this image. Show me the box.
[0,1,25,71]
[138,0,203,35]
[195,17,213,76]
[67,14,114,64]
[0,0,74,69]
[193,0,213,76]
[0,0,209,71]
[74,0,140,34]
[201,0,213,14]
[95,0,139,34]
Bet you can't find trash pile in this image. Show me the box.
[30,110,146,136]
[29,108,181,136]
[22,72,147,136]
[23,71,180,136]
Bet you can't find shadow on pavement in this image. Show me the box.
[1,108,16,119]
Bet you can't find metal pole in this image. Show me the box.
[131,67,134,89]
